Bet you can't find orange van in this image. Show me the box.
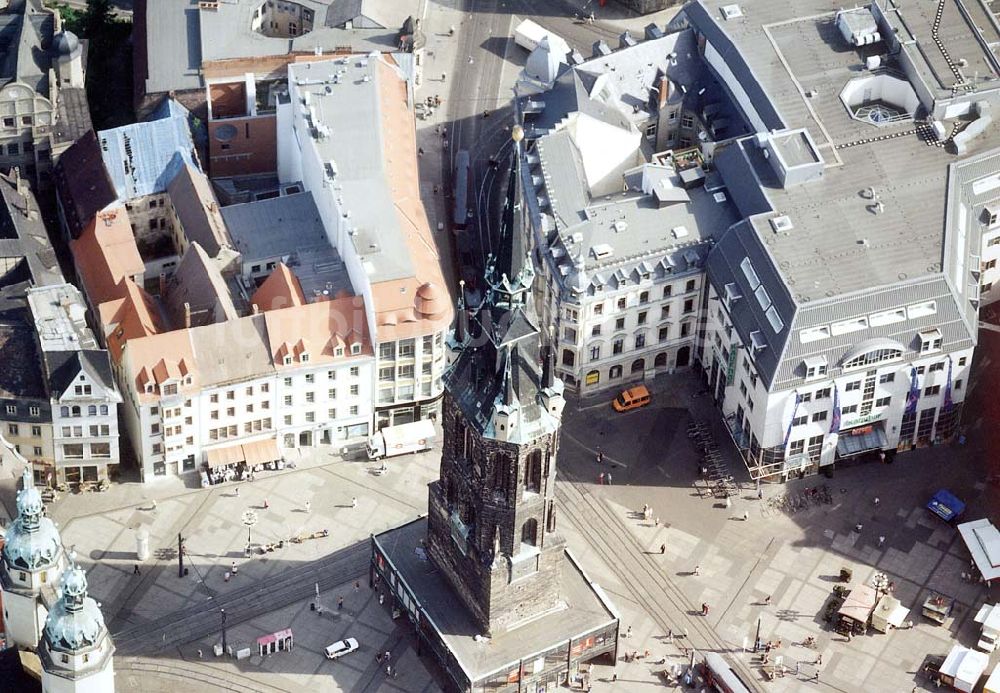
[612,384,651,412]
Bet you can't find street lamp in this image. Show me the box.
[241,509,258,556]
[221,607,227,654]
[871,571,889,631]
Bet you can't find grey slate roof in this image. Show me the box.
[43,350,115,399]
[98,115,197,201]
[53,87,93,145]
[166,164,231,258]
[0,170,62,288]
[137,0,203,95]
[0,0,54,97]
[221,191,352,300]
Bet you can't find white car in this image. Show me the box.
[324,637,359,660]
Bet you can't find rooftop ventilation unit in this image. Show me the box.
[612,219,628,233]
[721,4,743,20]
[770,215,793,233]
[591,244,614,260]
[672,225,689,239]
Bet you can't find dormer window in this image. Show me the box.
[301,353,310,363]
[919,328,943,354]
[283,355,293,365]
[749,331,767,352]
[803,355,828,380]
[723,282,742,308]
[145,383,154,393]
[351,343,361,355]
[335,346,344,357]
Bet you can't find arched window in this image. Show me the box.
[87,405,97,416]
[491,453,510,498]
[631,358,645,374]
[60,406,68,417]
[843,347,903,370]
[654,352,668,368]
[70,406,81,417]
[585,370,600,386]
[521,518,538,546]
[561,349,575,367]
[676,345,691,367]
[525,450,542,493]
[546,501,557,532]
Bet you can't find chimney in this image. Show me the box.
[658,75,670,111]
[252,303,260,315]
[158,272,167,298]
[183,302,192,328]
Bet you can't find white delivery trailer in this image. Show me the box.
[367,419,436,459]
[513,19,570,57]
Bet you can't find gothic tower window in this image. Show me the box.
[521,518,538,546]
[546,501,556,533]
[490,453,510,499]
[525,449,542,493]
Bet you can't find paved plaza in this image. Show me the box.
[1,367,994,692]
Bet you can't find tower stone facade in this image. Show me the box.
[426,126,567,636]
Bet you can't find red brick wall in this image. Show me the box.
[207,115,277,178]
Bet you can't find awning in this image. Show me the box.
[941,645,989,692]
[838,584,878,623]
[928,489,966,521]
[958,519,1000,581]
[256,628,292,647]
[872,594,909,630]
[837,425,887,457]
[242,438,280,465]
[205,443,246,469]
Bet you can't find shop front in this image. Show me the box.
[836,423,887,460]
[203,442,246,486]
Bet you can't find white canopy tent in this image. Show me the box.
[940,645,989,693]
[958,519,1000,582]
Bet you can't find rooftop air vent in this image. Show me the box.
[591,244,614,260]
[769,215,793,233]
[721,4,743,20]
[672,226,689,239]
[612,219,628,233]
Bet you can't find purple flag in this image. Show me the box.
[905,366,920,415]
[943,356,954,412]
[829,384,841,434]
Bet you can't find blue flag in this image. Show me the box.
[905,366,920,415]
[784,391,802,448]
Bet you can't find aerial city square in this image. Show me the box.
[2,0,1000,691]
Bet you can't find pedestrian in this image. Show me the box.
[385,650,391,662]
[354,580,360,591]
[764,595,771,605]
[816,653,823,666]
[765,642,772,654]
[224,572,230,583]
[133,564,141,575]
[701,602,710,616]
[596,448,604,464]
[598,472,605,485]
[352,496,357,509]
[231,561,238,575]
[305,500,311,513]
[235,487,239,497]
[725,494,732,509]
[468,56,474,64]
[758,488,763,500]
[655,517,660,527]
[417,147,424,157]
[874,496,880,507]
[743,510,749,521]
[693,565,700,576]
[855,522,863,533]
[879,535,886,547]
[197,649,203,659]
[606,472,613,485]
[337,596,344,610]
[263,498,269,509]
[441,72,446,82]
[660,543,666,554]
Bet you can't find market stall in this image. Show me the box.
[927,489,966,522]
[958,519,1000,584]
[204,443,247,485]
[836,584,877,635]
[985,663,1000,693]
[923,592,955,625]
[939,645,989,692]
[257,628,293,657]
[871,594,910,633]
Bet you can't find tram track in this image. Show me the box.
[555,478,764,692]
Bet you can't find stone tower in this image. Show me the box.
[0,469,67,649]
[39,564,115,693]
[426,126,567,636]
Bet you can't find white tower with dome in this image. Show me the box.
[39,564,115,692]
[1,469,67,649]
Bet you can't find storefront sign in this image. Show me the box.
[726,346,738,385]
[841,412,885,428]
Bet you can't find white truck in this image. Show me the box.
[513,19,570,57]
[366,419,436,460]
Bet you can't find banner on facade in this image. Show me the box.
[905,366,920,415]
[943,356,954,413]
[829,383,841,434]
[783,391,802,448]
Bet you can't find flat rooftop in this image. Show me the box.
[221,192,352,301]
[288,57,416,284]
[374,518,617,682]
[703,0,1000,302]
